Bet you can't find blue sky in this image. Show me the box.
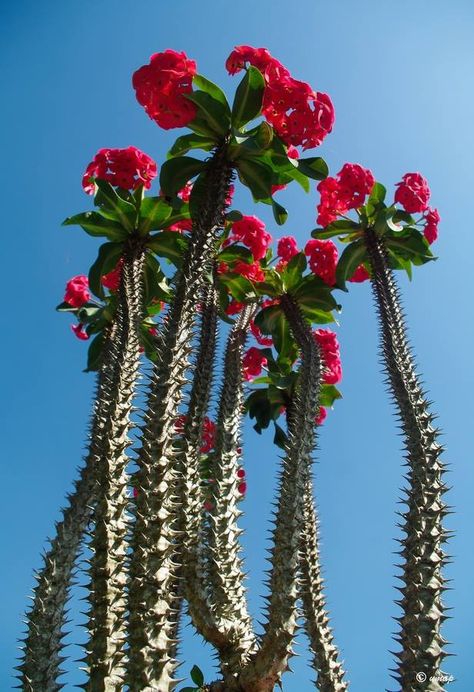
[1,1,473,689]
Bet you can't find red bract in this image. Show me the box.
[348,264,370,283]
[250,320,273,346]
[64,275,90,308]
[315,406,327,426]
[304,239,338,286]
[132,50,197,129]
[243,347,268,381]
[277,235,299,262]
[175,414,216,453]
[168,219,193,233]
[423,207,440,244]
[394,172,431,213]
[71,323,89,341]
[178,182,193,202]
[237,468,246,479]
[101,259,123,292]
[237,481,247,495]
[225,46,334,150]
[229,215,272,261]
[313,329,342,385]
[82,146,157,194]
[234,261,265,283]
[317,163,375,227]
[225,300,245,316]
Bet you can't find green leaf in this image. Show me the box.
[392,209,415,225]
[272,199,288,225]
[76,305,102,323]
[159,156,207,197]
[167,133,216,158]
[254,121,274,149]
[218,272,258,302]
[193,74,229,107]
[292,275,340,323]
[281,252,307,290]
[238,158,273,201]
[62,211,128,241]
[190,665,204,687]
[225,210,243,223]
[254,305,293,359]
[385,228,434,266]
[93,179,136,231]
[366,182,387,218]
[146,231,189,268]
[138,197,172,235]
[297,157,328,181]
[85,332,105,372]
[56,301,78,313]
[311,219,361,240]
[273,422,288,450]
[88,242,123,299]
[335,239,368,291]
[143,253,172,303]
[185,91,230,137]
[218,245,254,264]
[188,170,208,222]
[320,384,342,407]
[231,66,265,129]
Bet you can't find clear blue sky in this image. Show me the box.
[1,1,473,690]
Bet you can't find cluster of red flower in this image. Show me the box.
[226,45,335,150]
[82,146,157,195]
[132,49,197,130]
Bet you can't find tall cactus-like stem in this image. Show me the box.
[364,228,449,691]
[17,252,141,690]
[298,477,348,691]
[84,240,145,689]
[240,295,321,692]
[205,305,257,682]
[127,143,233,691]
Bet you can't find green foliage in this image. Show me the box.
[160,156,208,196]
[88,242,124,299]
[231,66,265,129]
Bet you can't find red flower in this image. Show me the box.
[101,259,123,292]
[225,46,334,150]
[277,235,299,262]
[237,468,246,479]
[316,163,375,227]
[394,172,431,214]
[423,207,440,244]
[315,406,327,426]
[225,300,245,316]
[71,323,89,341]
[304,239,338,286]
[313,329,342,384]
[167,219,193,233]
[175,414,216,453]
[234,261,265,283]
[229,215,272,261]
[178,182,193,202]
[64,275,90,307]
[348,264,370,283]
[250,320,273,346]
[225,184,235,208]
[82,146,157,194]
[132,50,197,129]
[237,481,247,495]
[243,347,268,381]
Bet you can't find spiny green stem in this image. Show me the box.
[298,476,348,691]
[85,240,145,690]
[206,304,257,681]
[127,143,233,692]
[239,294,321,692]
[17,304,128,691]
[365,227,449,691]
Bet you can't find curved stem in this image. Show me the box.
[240,294,321,692]
[364,227,449,690]
[127,143,233,691]
[84,240,145,689]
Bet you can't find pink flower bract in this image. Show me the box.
[304,239,338,286]
[64,275,90,308]
[394,172,431,214]
[82,146,157,194]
